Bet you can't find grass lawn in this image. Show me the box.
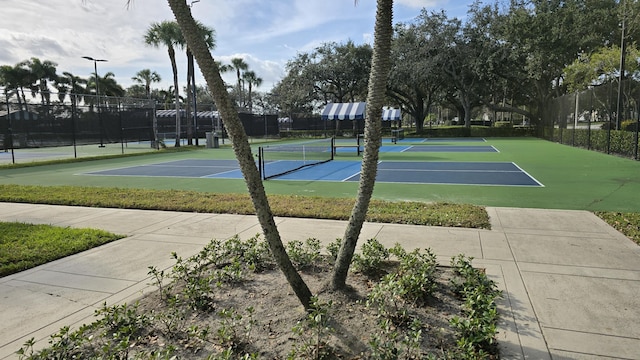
[0,222,123,277]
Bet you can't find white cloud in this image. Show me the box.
[1,0,472,94]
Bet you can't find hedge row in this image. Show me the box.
[553,128,640,159]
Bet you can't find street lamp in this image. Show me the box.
[189,0,200,145]
[82,56,108,147]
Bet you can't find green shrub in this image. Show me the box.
[351,238,390,275]
[493,121,513,128]
[449,255,501,357]
[621,119,637,131]
[286,238,322,270]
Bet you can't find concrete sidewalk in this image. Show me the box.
[0,202,639,359]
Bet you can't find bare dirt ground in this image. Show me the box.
[19,239,499,359]
[134,261,467,359]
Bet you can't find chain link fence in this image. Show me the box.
[544,79,640,160]
[1,89,280,164]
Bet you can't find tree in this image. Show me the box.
[181,21,215,145]
[388,10,450,133]
[230,57,249,108]
[17,57,58,106]
[132,69,162,98]
[564,45,640,92]
[87,71,124,98]
[57,72,87,106]
[242,70,262,113]
[272,41,372,114]
[308,41,372,103]
[160,0,313,309]
[0,64,31,110]
[331,0,394,290]
[271,53,318,116]
[498,0,619,128]
[128,0,393,308]
[145,20,183,147]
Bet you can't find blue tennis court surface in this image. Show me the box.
[84,159,543,187]
[380,137,486,143]
[387,145,497,153]
[332,144,498,153]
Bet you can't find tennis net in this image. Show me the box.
[258,138,335,180]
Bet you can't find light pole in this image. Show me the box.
[82,56,108,147]
[189,0,200,145]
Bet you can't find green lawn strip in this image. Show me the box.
[0,184,490,228]
[0,222,123,277]
[594,212,640,245]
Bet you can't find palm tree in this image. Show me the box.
[57,72,87,106]
[145,20,183,147]
[131,69,161,98]
[0,64,30,110]
[160,0,313,309]
[331,0,394,290]
[129,0,393,309]
[18,57,58,106]
[180,21,215,145]
[87,72,124,109]
[231,57,248,107]
[216,61,233,74]
[242,70,262,113]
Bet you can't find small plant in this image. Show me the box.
[288,296,335,360]
[368,318,425,360]
[389,245,439,304]
[286,238,322,270]
[95,302,150,338]
[214,306,257,357]
[154,294,191,338]
[325,238,342,261]
[236,234,275,272]
[366,273,412,325]
[214,258,245,286]
[449,255,501,357]
[368,318,399,360]
[170,251,216,311]
[148,265,173,302]
[351,238,390,275]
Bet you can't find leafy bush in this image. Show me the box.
[389,245,439,304]
[351,238,390,275]
[493,121,513,128]
[449,255,501,357]
[286,238,322,270]
[621,119,638,131]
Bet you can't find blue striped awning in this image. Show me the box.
[382,108,401,121]
[321,102,366,120]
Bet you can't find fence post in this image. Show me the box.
[635,100,639,160]
[3,90,14,163]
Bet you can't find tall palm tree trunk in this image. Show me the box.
[331,0,393,290]
[168,46,181,147]
[166,0,313,309]
[186,49,194,145]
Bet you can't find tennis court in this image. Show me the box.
[84,158,542,186]
[333,137,497,154]
[5,137,640,211]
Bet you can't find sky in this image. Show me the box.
[0,0,478,95]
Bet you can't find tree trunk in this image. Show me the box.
[331,0,393,290]
[186,49,194,145]
[169,46,181,147]
[166,0,313,309]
